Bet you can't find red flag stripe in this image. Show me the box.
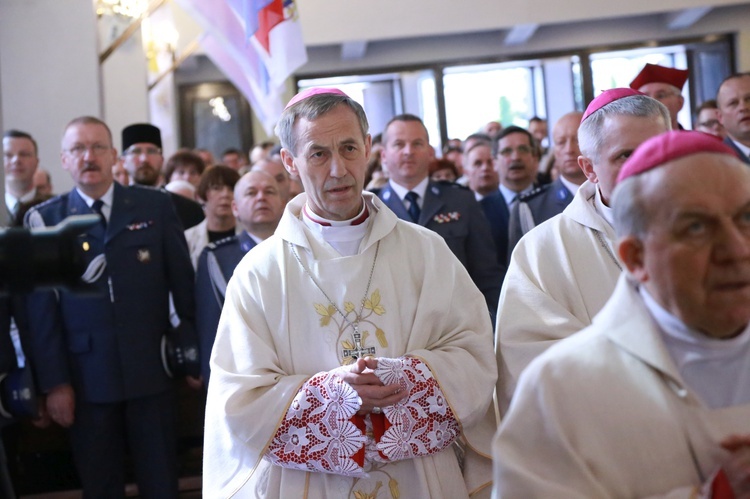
[256,0,284,53]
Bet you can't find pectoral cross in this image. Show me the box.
[342,328,376,359]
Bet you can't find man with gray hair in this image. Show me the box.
[493,130,750,497]
[203,88,496,498]
[494,88,671,411]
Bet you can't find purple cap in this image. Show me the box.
[284,87,349,110]
[581,88,645,123]
[617,130,738,184]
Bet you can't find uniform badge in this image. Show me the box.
[433,211,461,224]
[136,249,151,263]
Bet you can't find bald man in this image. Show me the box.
[251,157,291,203]
[194,170,284,383]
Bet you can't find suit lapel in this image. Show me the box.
[725,137,750,165]
[106,183,136,242]
[68,189,106,240]
[377,185,411,221]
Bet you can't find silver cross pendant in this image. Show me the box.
[342,328,376,359]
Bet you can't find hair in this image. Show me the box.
[275,93,369,155]
[430,159,459,179]
[3,129,38,155]
[381,113,428,145]
[163,150,206,183]
[464,132,492,144]
[493,125,538,158]
[529,116,546,124]
[696,99,718,115]
[578,95,671,162]
[612,173,652,239]
[463,139,492,157]
[196,164,241,201]
[221,147,247,160]
[63,116,113,145]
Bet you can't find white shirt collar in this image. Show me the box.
[559,175,581,195]
[388,177,429,206]
[76,182,115,221]
[498,183,533,205]
[5,187,36,212]
[639,285,750,408]
[730,137,750,158]
[593,186,614,227]
[301,200,371,256]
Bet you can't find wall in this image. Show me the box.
[0,0,102,194]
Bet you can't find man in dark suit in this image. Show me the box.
[25,116,196,498]
[472,126,539,265]
[195,170,283,383]
[717,73,750,165]
[121,123,205,229]
[507,112,585,252]
[3,130,48,225]
[377,114,502,319]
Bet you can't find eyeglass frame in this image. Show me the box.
[64,143,113,159]
[123,146,162,157]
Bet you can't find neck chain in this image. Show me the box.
[289,240,381,358]
[592,229,622,272]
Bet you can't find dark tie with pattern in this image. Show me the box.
[405,191,421,223]
[92,199,106,228]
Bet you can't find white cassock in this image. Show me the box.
[495,180,622,411]
[203,192,497,498]
[492,275,750,498]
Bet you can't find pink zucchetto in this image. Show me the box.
[581,88,645,123]
[616,130,737,184]
[284,87,349,110]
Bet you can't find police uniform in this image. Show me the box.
[507,177,575,254]
[195,231,256,383]
[376,180,503,320]
[25,182,195,498]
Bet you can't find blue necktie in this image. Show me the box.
[92,199,106,228]
[405,191,421,223]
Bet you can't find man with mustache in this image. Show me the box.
[495,89,671,412]
[494,130,750,498]
[507,112,585,252]
[25,116,196,498]
[376,114,503,320]
[121,123,204,229]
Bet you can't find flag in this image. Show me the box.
[175,0,307,134]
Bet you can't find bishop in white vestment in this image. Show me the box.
[203,88,497,499]
[493,131,750,498]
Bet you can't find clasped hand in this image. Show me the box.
[336,357,408,416]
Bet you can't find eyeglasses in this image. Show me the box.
[65,144,111,158]
[699,119,722,128]
[498,145,533,157]
[124,146,161,157]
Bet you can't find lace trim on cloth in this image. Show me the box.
[373,357,460,462]
[265,357,460,476]
[265,371,367,476]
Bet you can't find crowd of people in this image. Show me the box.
[1,65,750,498]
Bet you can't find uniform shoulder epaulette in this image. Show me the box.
[206,235,238,252]
[30,194,63,211]
[518,184,550,202]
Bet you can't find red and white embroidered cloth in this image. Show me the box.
[266,357,459,475]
